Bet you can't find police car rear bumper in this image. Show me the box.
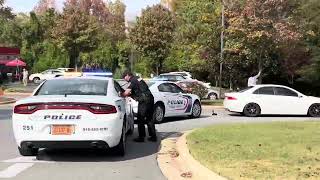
[20,140,110,149]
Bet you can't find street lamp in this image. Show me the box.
[219,0,225,99]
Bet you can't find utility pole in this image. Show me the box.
[219,0,225,99]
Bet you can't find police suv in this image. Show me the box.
[12,76,134,156]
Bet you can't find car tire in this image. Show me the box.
[113,122,126,156]
[153,104,165,124]
[308,103,320,117]
[33,77,40,84]
[127,114,134,135]
[190,100,202,118]
[208,93,218,100]
[243,103,261,117]
[18,146,38,156]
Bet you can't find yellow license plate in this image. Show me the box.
[51,125,74,135]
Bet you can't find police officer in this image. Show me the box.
[121,70,157,142]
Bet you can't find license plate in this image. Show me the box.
[51,125,74,135]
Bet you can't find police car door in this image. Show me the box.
[167,83,191,116]
[157,83,177,116]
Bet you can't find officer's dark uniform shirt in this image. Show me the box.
[128,76,153,103]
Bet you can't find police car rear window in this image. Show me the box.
[36,79,108,96]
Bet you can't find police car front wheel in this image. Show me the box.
[190,101,202,118]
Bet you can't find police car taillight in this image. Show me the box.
[14,104,40,114]
[89,104,117,114]
[14,103,117,114]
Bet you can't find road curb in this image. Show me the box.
[4,92,32,96]
[157,131,226,180]
[202,105,224,109]
[0,99,16,105]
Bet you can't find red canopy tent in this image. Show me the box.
[5,59,26,81]
[5,59,26,67]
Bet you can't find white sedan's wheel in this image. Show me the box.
[243,103,261,117]
[33,77,40,84]
[308,104,320,117]
[208,93,218,100]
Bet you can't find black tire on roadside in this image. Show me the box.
[308,103,320,117]
[243,103,261,117]
[190,100,202,118]
[153,104,165,124]
[18,146,38,156]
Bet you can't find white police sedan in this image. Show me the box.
[224,84,320,117]
[12,76,134,156]
[127,81,202,123]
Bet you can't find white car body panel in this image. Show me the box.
[29,69,64,82]
[132,81,201,117]
[224,84,320,115]
[12,77,134,149]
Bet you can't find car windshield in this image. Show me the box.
[36,79,108,96]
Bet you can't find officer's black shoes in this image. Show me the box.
[147,136,158,142]
[133,137,145,143]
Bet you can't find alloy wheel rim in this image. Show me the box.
[155,107,163,122]
[193,103,201,116]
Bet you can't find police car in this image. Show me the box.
[12,76,134,157]
[126,81,202,123]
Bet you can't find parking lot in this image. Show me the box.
[0,104,317,180]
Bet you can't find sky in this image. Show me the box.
[4,0,160,21]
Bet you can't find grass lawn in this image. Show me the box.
[201,99,224,106]
[187,122,320,179]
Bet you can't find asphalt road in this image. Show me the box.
[0,104,318,180]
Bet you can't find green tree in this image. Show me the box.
[52,0,99,68]
[130,5,176,74]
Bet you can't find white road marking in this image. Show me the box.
[0,163,34,178]
[2,157,55,163]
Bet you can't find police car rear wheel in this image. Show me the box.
[153,105,164,123]
[191,101,201,118]
[114,122,126,156]
[18,146,38,156]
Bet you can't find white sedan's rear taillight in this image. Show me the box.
[14,103,117,114]
[226,96,237,100]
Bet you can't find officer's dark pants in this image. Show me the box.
[137,98,156,138]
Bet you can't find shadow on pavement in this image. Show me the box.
[158,115,211,124]
[228,113,310,118]
[35,129,178,162]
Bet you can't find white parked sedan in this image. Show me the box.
[12,76,134,156]
[224,84,320,117]
[29,69,64,83]
[127,81,202,123]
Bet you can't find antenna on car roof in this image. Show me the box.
[65,93,67,97]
